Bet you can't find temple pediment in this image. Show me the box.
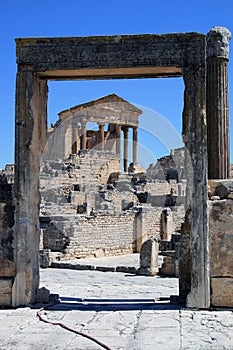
[58,94,142,121]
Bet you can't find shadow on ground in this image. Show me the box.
[34,296,182,312]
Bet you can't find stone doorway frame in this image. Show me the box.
[13,28,230,308]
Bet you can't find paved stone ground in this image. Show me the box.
[61,253,141,268]
[1,255,233,349]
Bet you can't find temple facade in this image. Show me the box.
[44,94,142,173]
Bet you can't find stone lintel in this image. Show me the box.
[61,113,139,127]
[16,33,205,73]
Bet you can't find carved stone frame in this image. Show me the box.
[13,32,212,308]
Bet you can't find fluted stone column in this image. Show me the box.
[116,124,121,156]
[99,123,105,151]
[81,121,87,150]
[207,26,231,179]
[133,126,138,164]
[123,127,129,172]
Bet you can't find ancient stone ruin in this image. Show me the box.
[0,26,232,309]
[38,94,185,264]
[138,238,160,276]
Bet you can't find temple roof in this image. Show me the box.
[58,94,142,119]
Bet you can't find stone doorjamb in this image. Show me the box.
[12,28,230,308]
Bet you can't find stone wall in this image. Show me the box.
[147,147,186,182]
[142,181,176,195]
[172,205,186,233]
[209,199,233,307]
[141,194,185,207]
[144,207,162,239]
[41,211,137,259]
[40,203,185,261]
[0,181,15,306]
[40,150,121,187]
[144,205,185,240]
[0,165,14,184]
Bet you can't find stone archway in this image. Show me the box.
[11,27,230,308]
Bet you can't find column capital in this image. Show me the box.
[207,26,231,59]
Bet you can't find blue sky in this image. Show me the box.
[0,0,232,168]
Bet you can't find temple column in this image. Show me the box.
[64,124,70,157]
[116,124,121,156]
[99,123,105,151]
[71,122,78,154]
[123,126,129,172]
[206,26,231,179]
[133,126,138,164]
[81,121,87,150]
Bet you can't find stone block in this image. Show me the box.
[0,259,15,277]
[0,278,12,306]
[138,238,159,276]
[216,181,233,199]
[210,195,221,201]
[209,199,233,277]
[116,266,137,274]
[211,277,233,307]
[39,249,51,268]
[160,256,175,276]
[227,192,233,199]
[208,180,218,197]
[36,286,50,303]
[208,180,233,199]
[160,240,172,251]
[75,264,93,270]
[96,266,116,272]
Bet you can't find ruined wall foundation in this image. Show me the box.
[208,180,233,307]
